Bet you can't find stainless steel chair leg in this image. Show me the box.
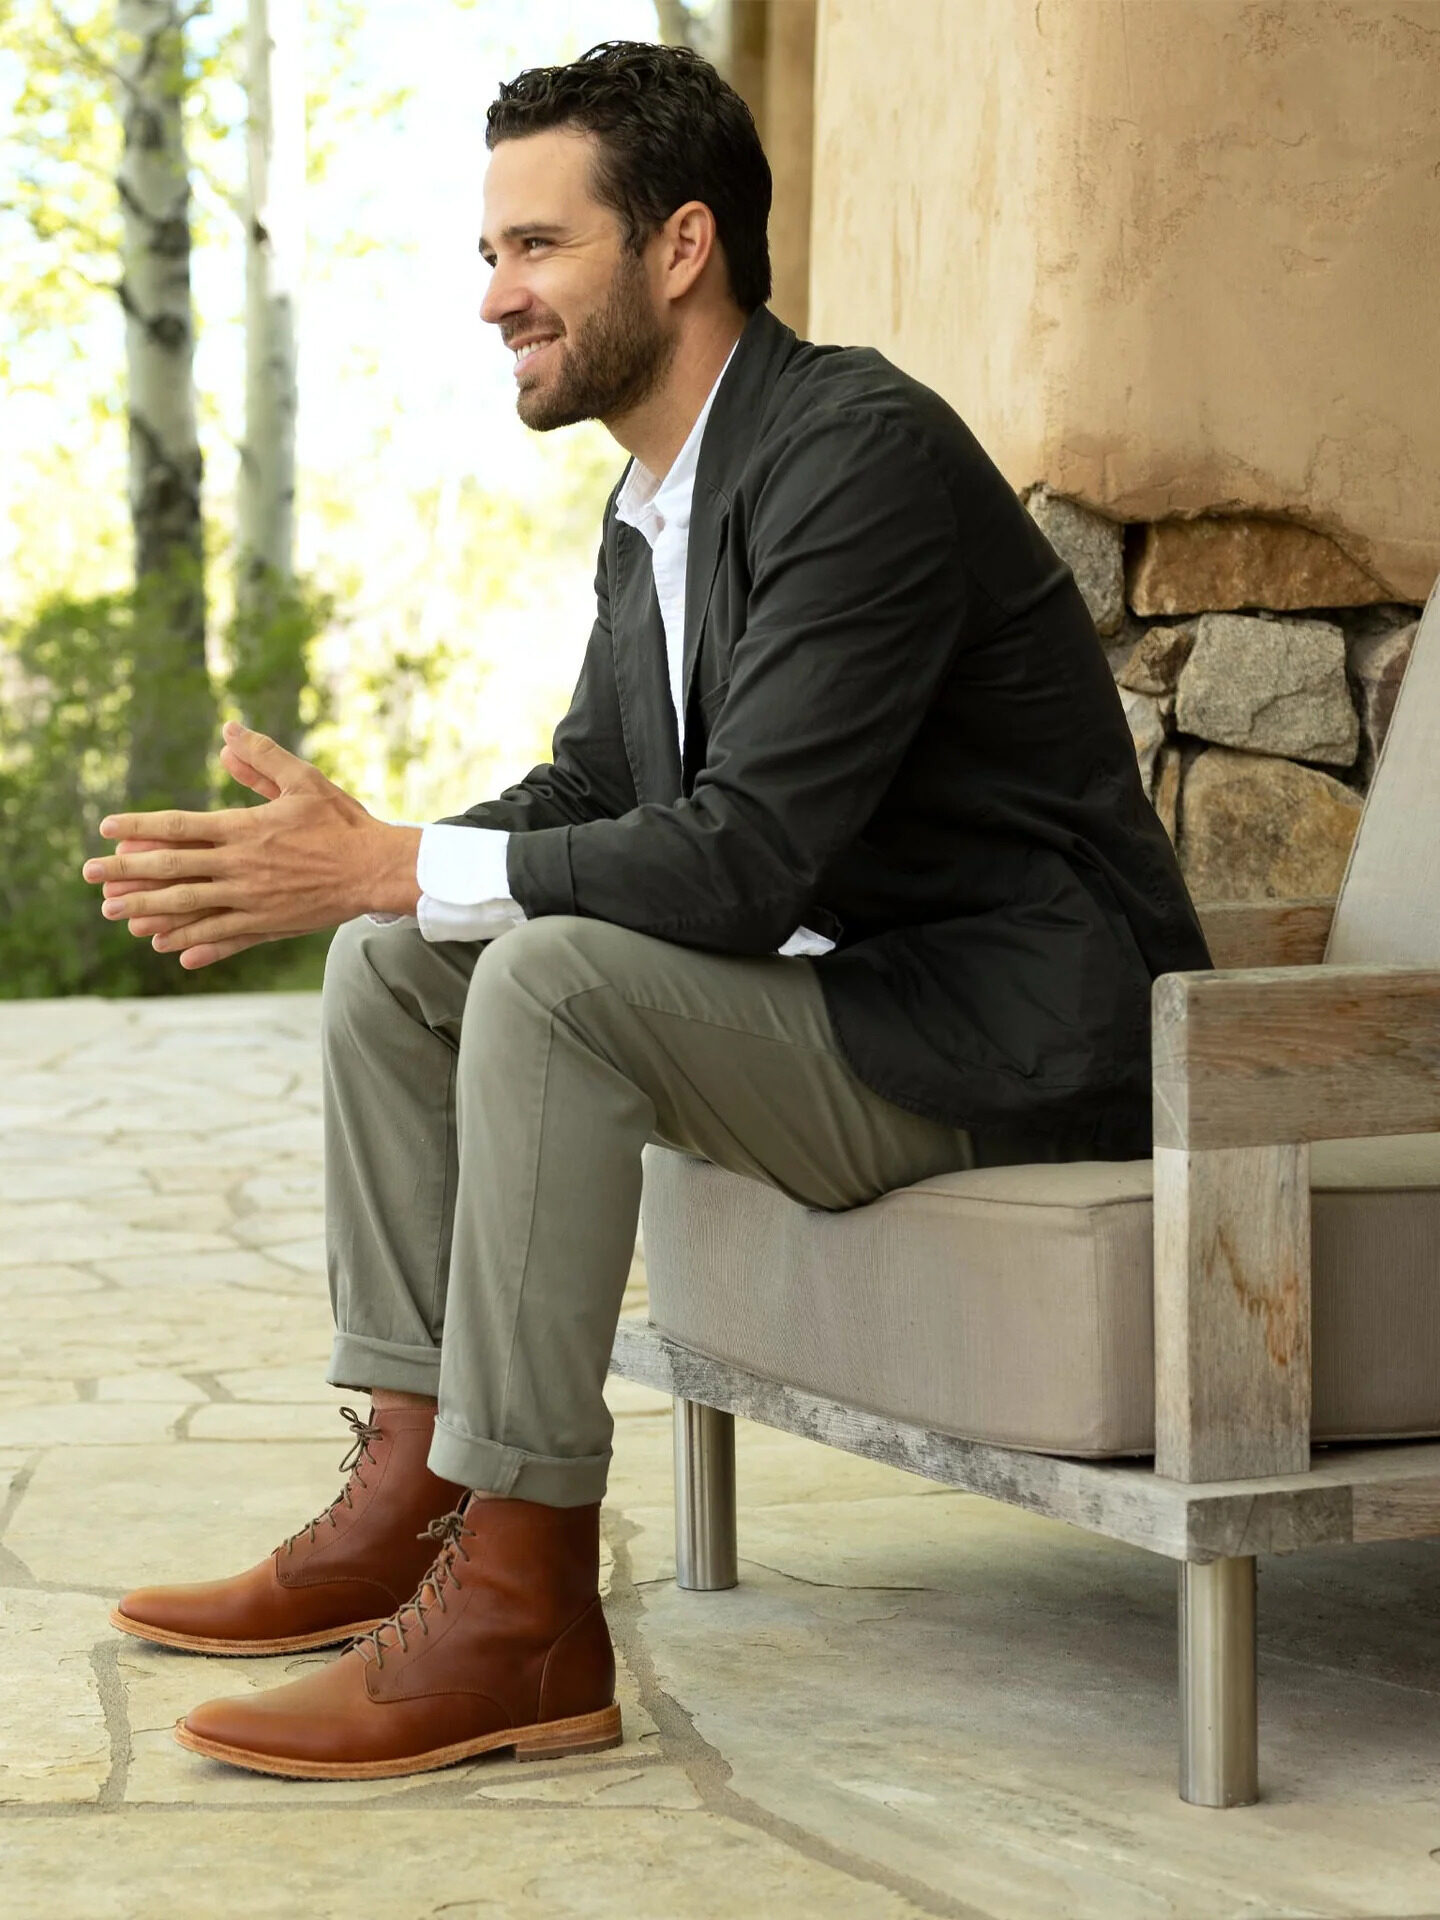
[673,1398,738,1591]
[1179,1556,1259,1807]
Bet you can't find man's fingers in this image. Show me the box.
[100,839,217,899]
[97,808,217,844]
[176,934,281,969]
[219,744,284,802]
[103,880,225,921]
[125,911,209,938]
[85,845,226,886]
[151,908,262,953]
[221,721,325,796]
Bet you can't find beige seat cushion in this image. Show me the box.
[639,1136,1440,1457]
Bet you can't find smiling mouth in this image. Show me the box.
[511,336,559,372]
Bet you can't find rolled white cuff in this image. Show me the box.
[414,823,526,944]
[778,925,836,958]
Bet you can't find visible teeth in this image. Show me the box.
[514,340,552,366]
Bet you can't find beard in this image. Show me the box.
[514,250,676,432]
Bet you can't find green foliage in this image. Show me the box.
[226,563,334,751]
[0,575,331,998]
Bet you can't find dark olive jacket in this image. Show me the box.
[444,307,1210,1153]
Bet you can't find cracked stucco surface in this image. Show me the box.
[3,993,1440,1917]
[810,0,1440,600]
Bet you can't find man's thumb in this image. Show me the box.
[222,721,318,794]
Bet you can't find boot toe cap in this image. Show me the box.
[178,1659,377,1772]
[113,1584,202,1636]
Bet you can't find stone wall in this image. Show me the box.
[1027,492,1420,902]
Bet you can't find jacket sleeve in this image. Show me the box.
[438,534,638,834]
[505,412,969,953]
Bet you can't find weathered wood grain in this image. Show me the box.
[1152,963,1440,1151]
[1196,898,1335,971]
[1351,1479,1440,1544]
[609,1321,1440,1562]
[1153,1144,1311,1483]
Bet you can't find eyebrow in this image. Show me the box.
[478,222,568,257]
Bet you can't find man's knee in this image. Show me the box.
[467,915,632,1019]
[321,916,425,1034]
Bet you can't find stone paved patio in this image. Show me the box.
[3,992,1440,1917]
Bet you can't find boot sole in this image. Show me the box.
[172,1703,624,1779]
[109,1608,386,1657]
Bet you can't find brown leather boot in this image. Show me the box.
[173,1494,621,1778]
[110,1402,463,1655]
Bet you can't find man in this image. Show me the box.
[83,41,1209,1781]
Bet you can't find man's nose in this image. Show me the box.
[480,264,530,328]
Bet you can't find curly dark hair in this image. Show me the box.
[486,40,772,313]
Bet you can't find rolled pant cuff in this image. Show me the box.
[428,1416,610,1508]
[327,1331,442,1398]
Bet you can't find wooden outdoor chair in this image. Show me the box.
[609,581,1440,1808]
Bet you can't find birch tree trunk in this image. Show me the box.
[235,0,305,749]
[116,0,212,811]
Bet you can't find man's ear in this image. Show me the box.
[662,200,718,301]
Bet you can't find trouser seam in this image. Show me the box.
[427,1046,459,1336]
[494,1012,556,1447]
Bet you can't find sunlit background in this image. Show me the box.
[0,0,706,993]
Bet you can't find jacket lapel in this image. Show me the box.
[610,516,683,805]
[679,307,799,728]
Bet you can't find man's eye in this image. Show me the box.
[524,238,549,252]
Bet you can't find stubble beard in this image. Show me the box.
[515,249,676,432]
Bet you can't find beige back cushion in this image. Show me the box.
[1327,579,1440,965]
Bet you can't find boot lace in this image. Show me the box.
[351,1509,471,1669]
[280,1405,383,1555]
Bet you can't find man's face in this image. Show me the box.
[480,128,675,432]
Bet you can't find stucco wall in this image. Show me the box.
[809,0,1440,600]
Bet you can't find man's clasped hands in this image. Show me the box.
[80,722,422,969]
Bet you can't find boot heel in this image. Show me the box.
[513,1704,623,1762]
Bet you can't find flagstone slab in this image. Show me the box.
[0,1264,104,1298]
[470,1761,701,1809]
[0,1402,195,1449]
[0,1225,235,1269]
[0,1590,114,1806]
[0,1380,81,1411]
[233,1171,325,1210]
[189,1401,358,1443]
[4,1283,330,1381]
[94,1370,220,1403]
[256,1235,327,1275]
[213,1366,350,1404]
[638,1552,1440,1919]
[148,1162,273,1195]
[0,1165,151,1202]
[0,1807,934,1920]
[93,1248,300,1290]
[230,1210,326,1248]
[7,1441,349,1589]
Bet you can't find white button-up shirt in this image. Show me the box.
[410,350,831,958]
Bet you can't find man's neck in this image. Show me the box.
[608,309,746,480]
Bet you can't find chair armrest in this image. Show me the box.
[1153,963,1440,1151]
[1195,898,1334,970]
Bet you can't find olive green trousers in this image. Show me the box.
[323,914,973,1505]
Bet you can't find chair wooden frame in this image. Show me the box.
[608,897,1440,1807]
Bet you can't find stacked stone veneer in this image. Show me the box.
[1026,490,1423,904]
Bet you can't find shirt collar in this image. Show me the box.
[614,341,738,545]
